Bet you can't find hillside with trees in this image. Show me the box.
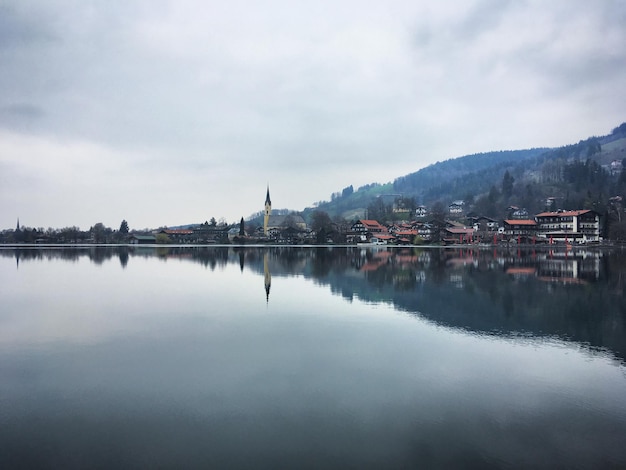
[305,122,626,237]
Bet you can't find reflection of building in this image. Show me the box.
[504,251,602,284]
[536,251,601,283]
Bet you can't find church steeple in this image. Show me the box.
[265,186,271,206]
[263,185,272,236]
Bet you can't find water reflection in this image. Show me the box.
[3,245,626,363]
[2,246,626,468]
[264,251,271,303]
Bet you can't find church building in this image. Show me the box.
[263,186,307,236]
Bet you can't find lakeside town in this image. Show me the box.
[0,187,604,247]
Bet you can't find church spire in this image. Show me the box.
[264,185,272,236]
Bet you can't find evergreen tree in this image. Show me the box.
[502,170,514,199]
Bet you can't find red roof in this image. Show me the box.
[503,219,537,226]
[360,219,385,227]
[445,227,474,234]
[506,267,536,275]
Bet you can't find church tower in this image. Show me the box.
[263,186,272,236]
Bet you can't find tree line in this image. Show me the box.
[1,220,132,244]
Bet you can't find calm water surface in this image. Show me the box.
[1,246,626,468]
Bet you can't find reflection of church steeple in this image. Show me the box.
[264,252,271,303]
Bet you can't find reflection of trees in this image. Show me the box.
[278,246,626,363]
[2,247,133,264]
[343,248,626,362]
[4,246,626,362]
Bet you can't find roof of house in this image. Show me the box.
[130,234,156,240]
[445,227,474,235]
[161,229,194,235]
[446,221,466,228]
[503,219,537,226]
[395,230,418,237]
[374,234,396,240]
[267,214,306,228]
[535,210,593,217]
[359,219,386,228]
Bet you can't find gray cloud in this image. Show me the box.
[0,0,624,230]
[0,103,45,124]
[0,4,56,48]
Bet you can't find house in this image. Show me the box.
[227,227,242,241]
[503,219,537,241]
[610,160,623,176]
[193,224,229,243]
[443,227,475,244]
[159,229,194,243]
[266,214,307,231]
[470,216,499,232]
[392,229,418,244]
[271,225,307,244]
[351,219,388,234]
[129,234,156,244]
[535,210,601,243]
[415,222,435,241]
[449,201,464,215]
[445,220,464,228]
[348,219,389,244]
[509,207,529,219]
[415,206,427,218]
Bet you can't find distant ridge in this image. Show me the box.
[304,121,626,221]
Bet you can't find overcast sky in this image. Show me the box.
[1,0,625,230]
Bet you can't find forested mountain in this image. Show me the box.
[305,122,626,235]
[392,148,547,199]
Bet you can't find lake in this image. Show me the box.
[1,245,626,468]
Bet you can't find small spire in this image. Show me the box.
[16,218,20,231]
[265,185,271,205]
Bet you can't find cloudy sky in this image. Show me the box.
[1,0,625,230]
